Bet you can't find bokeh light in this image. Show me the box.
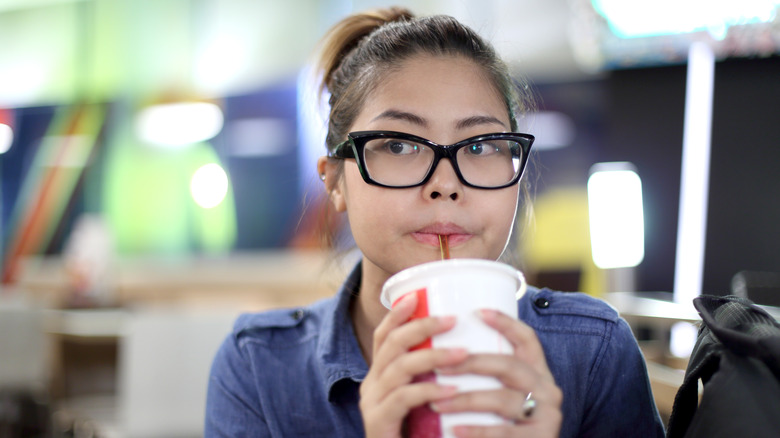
[135,102,224,148]
[190,163,229,209]
[588,163,645,269]
[0,123,12,154]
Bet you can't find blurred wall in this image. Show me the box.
[0,0,777,295]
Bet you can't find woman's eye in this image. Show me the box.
[385,140,418,155]
[466,142,498,156]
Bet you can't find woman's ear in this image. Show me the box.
[317,156,346,212]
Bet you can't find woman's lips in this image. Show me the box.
[411,224,472,246]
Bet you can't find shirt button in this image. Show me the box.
[534,297,550,309]
[291,309,305,320]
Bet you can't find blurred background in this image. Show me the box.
[0,0,778,436]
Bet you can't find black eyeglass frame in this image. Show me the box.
[329,130,535,189]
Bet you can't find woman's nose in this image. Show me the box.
[423,159,463,201]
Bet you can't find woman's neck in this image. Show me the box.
[350,259,392,365]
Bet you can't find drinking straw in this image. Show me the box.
[438,234,450,260]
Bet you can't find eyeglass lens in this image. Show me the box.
[362,137,523,187]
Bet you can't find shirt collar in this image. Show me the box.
[317,262,369,402]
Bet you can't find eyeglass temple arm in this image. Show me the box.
[329,141,356,159]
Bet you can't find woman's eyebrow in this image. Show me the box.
[455,115,507,130]
[370,109,427,126]
[370,110,507,130]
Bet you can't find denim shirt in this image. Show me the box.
[205,264,665,437]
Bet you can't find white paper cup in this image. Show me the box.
[380,258,527,438]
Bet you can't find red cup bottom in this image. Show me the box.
[405,372,441,438]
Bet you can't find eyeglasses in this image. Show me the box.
[329,130,534,189]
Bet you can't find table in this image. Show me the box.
[604,291,780,329]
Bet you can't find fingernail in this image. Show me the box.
[438,315,456,326]
[447,348,467,360]
[451,425,471,437]
[396,292,417,308]
[430,397,453,412]
[475,308,497,320]
[442,385,458,396]
[435,366,455,375]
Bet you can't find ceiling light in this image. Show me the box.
[592,0,779,39]
[588,162,645,269]
[135,101,224,148]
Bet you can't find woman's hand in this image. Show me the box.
[430,309,563,438]
[360,292,469,438]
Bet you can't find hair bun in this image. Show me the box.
[380,6,414,23]
[315,7,414,94]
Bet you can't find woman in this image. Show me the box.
[206,7,665,437]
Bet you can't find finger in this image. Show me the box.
[454,423,520,438]
[378,347,468,391]
[477,309,551,377]
[451,404,563,438]
[373,292,419,351]
[360,351,469,434]
[361,381,458,431]
[430,383,562,421]
[370,314,457,374]
[435,354,536,391]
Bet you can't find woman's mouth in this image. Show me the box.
[411,223,472,247]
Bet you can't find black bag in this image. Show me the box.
[666,295,780,438]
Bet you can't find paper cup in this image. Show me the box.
[380,258,527,438]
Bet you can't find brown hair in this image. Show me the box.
[315,7,535,151]
[312,7,536,263]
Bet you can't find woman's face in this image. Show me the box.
[324,55,520,281]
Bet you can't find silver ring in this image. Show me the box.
[522,391,537,420]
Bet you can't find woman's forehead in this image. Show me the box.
[357,55,510,130]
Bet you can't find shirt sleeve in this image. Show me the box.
[579,317,666,437]
[205,332,270,437]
